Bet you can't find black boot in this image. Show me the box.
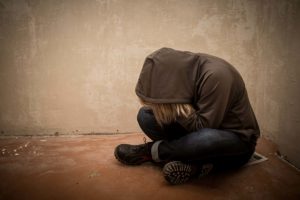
[163,161,214,185]
[114,142,153,165]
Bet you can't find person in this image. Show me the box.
[114,47,260,185]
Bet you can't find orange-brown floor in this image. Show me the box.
[0,133,300,200]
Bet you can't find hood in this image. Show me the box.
[135,47,201,104]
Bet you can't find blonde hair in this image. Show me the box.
[139,98,195,126]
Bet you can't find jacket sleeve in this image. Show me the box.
[177,70,234,132]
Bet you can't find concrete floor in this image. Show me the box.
[0,133,299,200]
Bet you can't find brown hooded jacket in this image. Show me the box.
[136,47,260,145]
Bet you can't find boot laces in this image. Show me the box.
[131,137,148,152]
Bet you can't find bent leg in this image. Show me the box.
[137,107,188,141]
[153,128,255,169]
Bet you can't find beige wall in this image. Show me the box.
[0,1,300,166]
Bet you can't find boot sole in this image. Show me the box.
[163,161,194,185]
[163,161,214,185]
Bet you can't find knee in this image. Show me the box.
[137,107,147,123]
[137,107,164,140]
[137,107,154,128]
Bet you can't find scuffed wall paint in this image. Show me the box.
[0,0,299,165]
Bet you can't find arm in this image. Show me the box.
[177,71,234,132]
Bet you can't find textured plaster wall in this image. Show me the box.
[254,1,300,167]
[0,1,299,166]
